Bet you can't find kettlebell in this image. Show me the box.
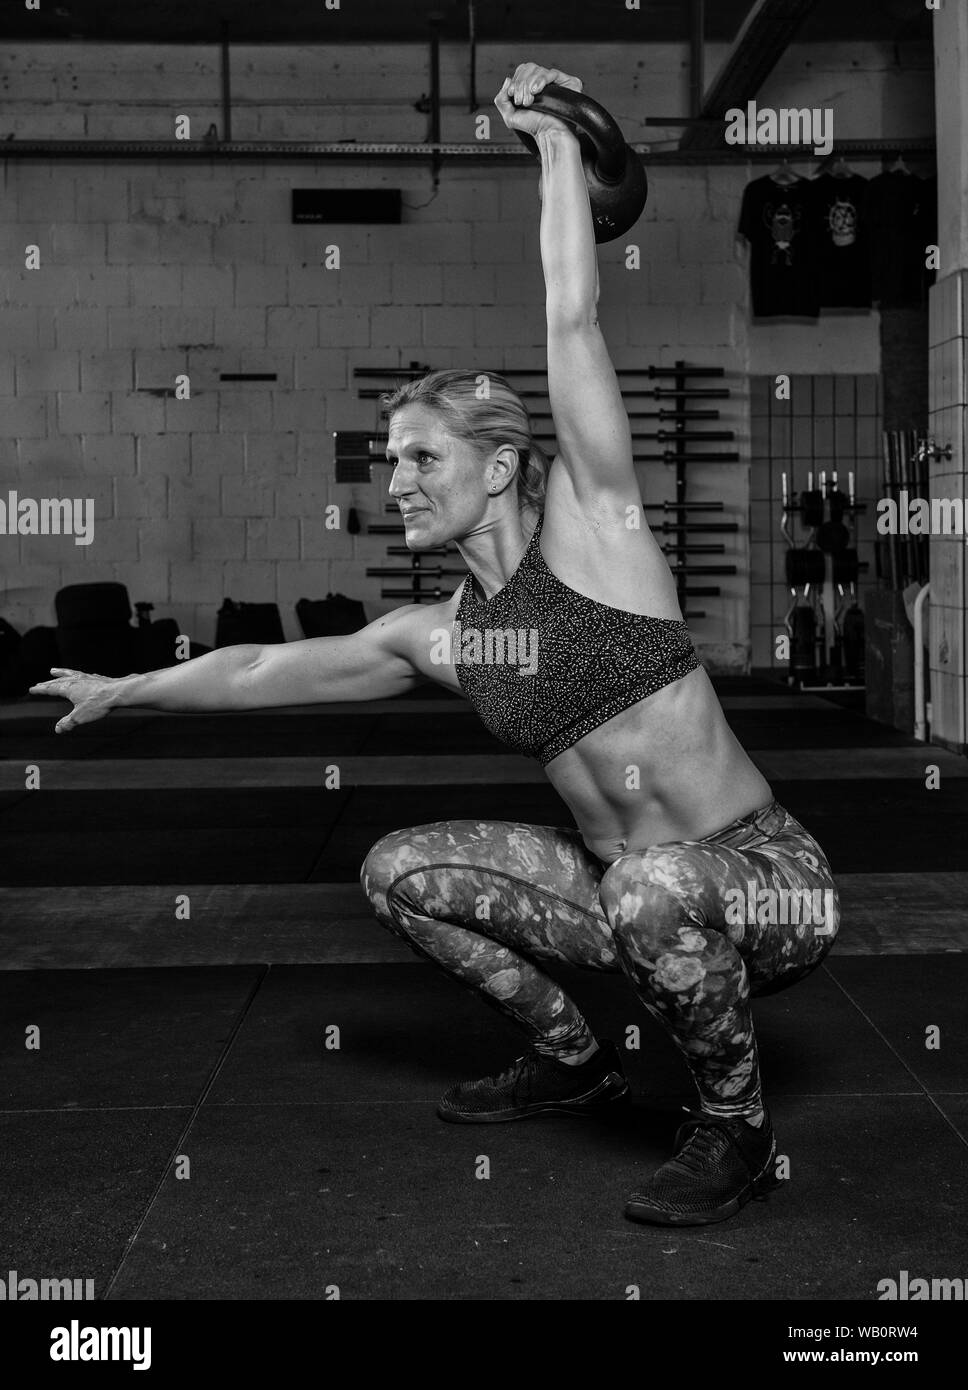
[513,84,648,243]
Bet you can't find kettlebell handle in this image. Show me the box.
[513,84,628,185]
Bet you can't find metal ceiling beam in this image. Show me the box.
[680,0,823,150]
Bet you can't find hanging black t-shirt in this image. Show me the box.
[738,175,819,317]
[917,175,938,298]
[812,173,871,309]
[867,170,924,307]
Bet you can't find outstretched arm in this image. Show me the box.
[495,64,636,503]
[29,605,429,732]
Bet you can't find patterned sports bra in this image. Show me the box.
[453,512,700,765]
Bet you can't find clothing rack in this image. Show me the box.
[342,360,739,617]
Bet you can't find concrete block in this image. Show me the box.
[108,309,162,350]
[473,306,543,348]
[218,390,273,434]
[236,180,289,222]
[16,177,75,221]
[80,351,134,393]
[82,518,139,564]
[162,393,219,434]
[300,518,355,560]
[138,433,191,477]
[73,268,130,308]
[262,225,345,266]
[50,224,108,266]
[370,305,421,348]
[139,518,192,565]
[75,173,130,223]
[390,264,443,305]
[0,397,47,439]
[338,265,392,306]
[111,391,167,435]
[273,476,329,517]
[157,223,215,264]
[245,518,300,561]
[189,432,246,475]
[179,179,240,226]
[54,308,110,352]
[442,265,498,306]
[160,307,217,348]
[286,261,342,306]
[115,474,169,521]
[56,392,110,434]
[220,476,275,518]
[186,347,240,388]
[80,434,137,476]
[293,349,348,391]
[169,474,222,519]
[181,266,235,307]
[245,432,298,476]
[296,433,336,477]
[319,305,370,348]
[213,307,267,348]
[236,264,288,306]
[267,307,318,348]
[135,349,188,390]
[8,267,76,308]
[15,351,80,394]
[0,308,40,351]
[217,561,276,605]
[273,391,329,433]
[192,518,246,560]
[275,559,331,607]
[131,267,184,308]
[235,349,293,389]
[650,263,703,305]
[107,223,161,266]
[213,224,266,265]
[170,562,226,605]
[422,306,476,346]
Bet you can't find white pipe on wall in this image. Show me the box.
[913,582,930,741]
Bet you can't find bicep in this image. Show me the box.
[247,612,421,706]
[546,319,635,497]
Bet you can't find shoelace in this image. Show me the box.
[665,1121,732,1180]
[490,1051,540,1100]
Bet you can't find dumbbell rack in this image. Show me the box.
[781,470,868,692]
[343,360,740,618]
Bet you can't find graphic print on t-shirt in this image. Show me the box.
[738,175,820,317]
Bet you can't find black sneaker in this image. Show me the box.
[437,1041,630,1123]
[624,1108,782,1226]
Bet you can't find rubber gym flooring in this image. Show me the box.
[1,678,966,1301]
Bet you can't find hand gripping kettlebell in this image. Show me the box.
[513,84,648,244]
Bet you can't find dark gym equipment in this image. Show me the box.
[842,603,865,680]
[785,548,825,587]
[54,581,183,678]
[832,548,860,585]
[512,83,647,243]
[215,599,285,649]
[799,489,824,528]
[790,606,817,681]
[296,594,367,638]
[817,519,850,552]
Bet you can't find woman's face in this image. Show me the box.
[386,404,497,547]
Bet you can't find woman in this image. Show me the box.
[31,63,839,1229]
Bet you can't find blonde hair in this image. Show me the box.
[381,369,549,515]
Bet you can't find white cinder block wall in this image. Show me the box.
[0,40,931,663]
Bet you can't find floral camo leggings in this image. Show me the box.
[360,799,840,1119]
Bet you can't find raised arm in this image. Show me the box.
[29,604,435,732]
[495,65,636,503]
